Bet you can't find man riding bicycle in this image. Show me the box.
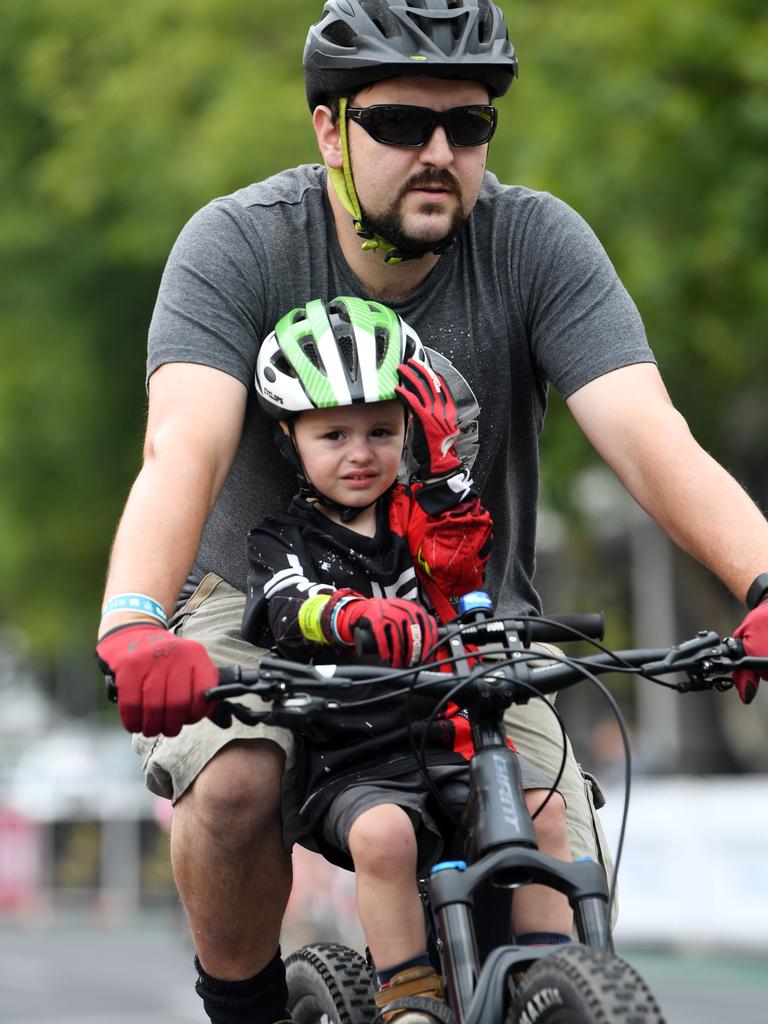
[97,3,768,1023]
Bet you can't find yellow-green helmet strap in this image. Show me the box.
[326,97,403,264]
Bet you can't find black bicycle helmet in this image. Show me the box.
[304,0,518,111]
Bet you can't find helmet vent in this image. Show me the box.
[477,2,493,44]
[404,4,467,49]
[300,338,323,370]
[374,328,388,366]
[272,352,295,377]
[337,332,358,375]
[360,0,401,39]
[322,20,357,48]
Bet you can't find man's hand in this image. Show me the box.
[732,601,768,704]
[96,622,220,735]
[396,359,462,481]
[324,591,439,668]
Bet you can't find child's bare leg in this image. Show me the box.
[348,803,425,969]
[512,789,573,938]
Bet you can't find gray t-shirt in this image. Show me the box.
[147,164,654,614]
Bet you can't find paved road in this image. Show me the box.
[1,914,199,1023]
[2,915,767,1023]
[626,947,768,1024]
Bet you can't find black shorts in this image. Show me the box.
[321,756,555,875]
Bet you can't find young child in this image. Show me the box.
[242,296,573,1024]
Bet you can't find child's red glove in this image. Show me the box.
[321,590,439,668]
[396,358,461,481]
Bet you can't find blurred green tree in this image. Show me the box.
[1,0,765,670]
[0,0,320,657]
[499,0,768,516]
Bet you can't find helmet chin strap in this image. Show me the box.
[298,480,378,524]
[327,97,456,267]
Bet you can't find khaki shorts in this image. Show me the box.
[133,575,616,917]
[132,573,297,802]
[502,644,617,923]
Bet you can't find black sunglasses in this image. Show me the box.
[346,104,497,148]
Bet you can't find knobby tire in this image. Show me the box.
[286,942,376,1024]
[509,944,666,1024]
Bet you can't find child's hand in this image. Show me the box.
[322,590,439,667]
[396,359,461,481]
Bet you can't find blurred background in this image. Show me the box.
[1,0,767,1019]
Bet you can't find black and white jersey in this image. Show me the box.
[242,485,493,842]
[243,492,425,660]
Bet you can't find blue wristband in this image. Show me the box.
[101,593,168,626]
[330,596,363,646]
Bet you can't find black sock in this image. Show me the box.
[194,948,289,1024]
[376,951,432,987]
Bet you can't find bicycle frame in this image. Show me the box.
[423,656,612,1024]
[207,609,765,1024]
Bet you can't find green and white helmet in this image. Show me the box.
[256,295,428,419]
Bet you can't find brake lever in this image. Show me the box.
[652,630,722,671]
[673,671,734,694]
[269,694,337,725]
[212,693,335,730]
[669,635,743,693]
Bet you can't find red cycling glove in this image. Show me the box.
[732,600,768,704]
[396,359,462,481]
[322,590,439,668]
[96,622,220,736]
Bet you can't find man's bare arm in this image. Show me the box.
[99,362,247,637]
[566,362,768,605]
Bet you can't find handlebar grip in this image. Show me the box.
[525,612,605,644]
[729,636,745,659]
[217,665,243,685]
[353,622,384,665]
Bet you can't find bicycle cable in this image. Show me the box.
[407,649,569,837]
[517,647,633,923]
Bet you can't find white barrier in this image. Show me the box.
[599,775,768,949]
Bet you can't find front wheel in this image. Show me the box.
[509,944,665,1024]
[286,942,376,1024]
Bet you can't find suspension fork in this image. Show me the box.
[430,862,480,1024]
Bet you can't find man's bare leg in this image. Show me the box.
[513,790,573,939]
[171,739,292,979]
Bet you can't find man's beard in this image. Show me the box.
[359,169,467,257]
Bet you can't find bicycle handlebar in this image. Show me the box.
[100,595,765,726]
[207,613,767,729]
[353,610,606,660]
[450,610,606,645]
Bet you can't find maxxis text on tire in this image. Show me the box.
[509,943,666,1024]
